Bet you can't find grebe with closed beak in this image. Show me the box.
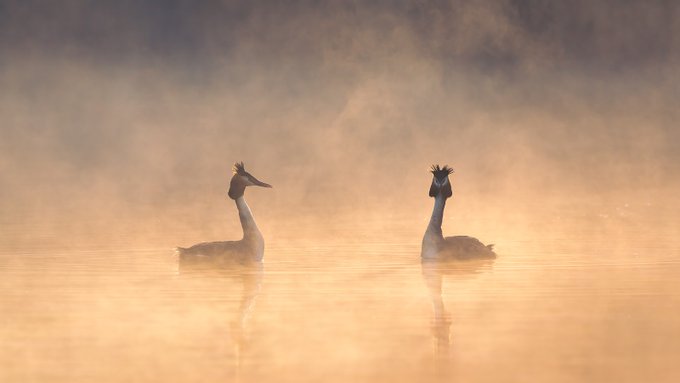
[177,162,272,265]
[421,165,496,260]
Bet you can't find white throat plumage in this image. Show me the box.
[235,196,260,239]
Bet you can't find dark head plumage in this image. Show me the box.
[228,161,272,200]
[429,164,454,198]
[430,164,454,180]
[233,161,247,176]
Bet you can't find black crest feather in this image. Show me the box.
[232,161,246,175]
[430,164,454,180]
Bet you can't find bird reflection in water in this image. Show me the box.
[421,258,495,358]
[175,161,270,373]
[420,163,497,358]
[178,260,263,374]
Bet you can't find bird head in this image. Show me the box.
[228,162,272,200]
[429,164,454,199]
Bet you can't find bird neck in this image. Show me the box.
[427,194,447,238]
[235,196,261,240]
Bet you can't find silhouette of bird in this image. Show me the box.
[177,162,272,265]
[421,165,495,260]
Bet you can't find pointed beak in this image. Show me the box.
[252,177,272,188]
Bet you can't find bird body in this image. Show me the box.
[177,162,271,266]
[421,165,495,260]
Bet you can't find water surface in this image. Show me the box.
[1,198,679,382]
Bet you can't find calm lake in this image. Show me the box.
[1,194,679,383]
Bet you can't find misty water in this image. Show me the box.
[2,190,679,383]
[2,3,680,381]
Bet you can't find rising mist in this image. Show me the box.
[1,0,678,246]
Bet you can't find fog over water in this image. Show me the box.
[1,1,680,382]
[2,1,678,229]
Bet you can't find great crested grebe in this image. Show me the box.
[177,162,272,264]
[421,165,495,260]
